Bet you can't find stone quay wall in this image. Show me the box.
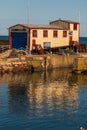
[0,54,79,74]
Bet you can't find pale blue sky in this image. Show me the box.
[0,0,86,36]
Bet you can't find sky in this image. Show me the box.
[0,0,87,36]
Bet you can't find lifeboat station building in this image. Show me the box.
[9,19,80,54]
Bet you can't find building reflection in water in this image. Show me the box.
[0,69,84,116]
[27,69,79,116]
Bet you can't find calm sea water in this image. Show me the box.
[80,37,87,44]
[0,69,87,130]
[0,36,8,40]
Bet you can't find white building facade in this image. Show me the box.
[9,19,80,53]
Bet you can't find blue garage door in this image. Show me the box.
[12,32,27,49]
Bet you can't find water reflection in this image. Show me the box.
[26,70,79,115]
[0,69,81,117]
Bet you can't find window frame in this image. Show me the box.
[32,30,37,37]
[43,30,48,37]
[63,30,67,37]
[53,30,58,38]
[73,23,77,30]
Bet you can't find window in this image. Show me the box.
[32,30,37,37]
[73,24,77,30]
[53,30,58,37]
[63,31,67,37]
[43,30,48,37]
[44,42,51,49]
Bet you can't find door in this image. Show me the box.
[12,32,27,49]
[69,36,72,45]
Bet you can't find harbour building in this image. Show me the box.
[9,19,80,54]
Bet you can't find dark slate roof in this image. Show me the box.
[21,24,66,29]
[50,19,80,24]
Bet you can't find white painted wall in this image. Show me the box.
[30,29,69,50]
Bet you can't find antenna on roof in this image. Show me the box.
[27,0,29,24]
[78,10,80,23]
